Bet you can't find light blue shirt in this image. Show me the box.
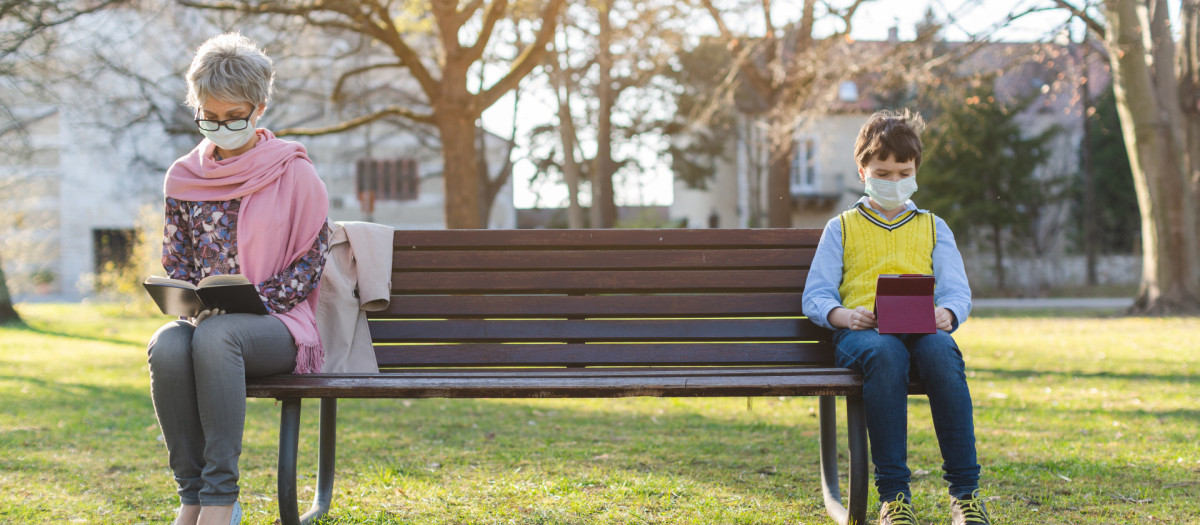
[801,197,973,332]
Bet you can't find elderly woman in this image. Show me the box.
[146,33,330,525]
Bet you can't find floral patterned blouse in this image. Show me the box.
[162,197,331,314]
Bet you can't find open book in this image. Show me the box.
[873,274,936,334]
[143,274,268,317]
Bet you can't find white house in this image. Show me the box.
[0,4,515,300]
[668,36,1131,290]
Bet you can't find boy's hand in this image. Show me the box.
[849,306,877,330]
[934,307,954,332]
[828,306,877,331]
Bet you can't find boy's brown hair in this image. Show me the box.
[853,109,925,169]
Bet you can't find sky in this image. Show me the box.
[485,0,1181,210]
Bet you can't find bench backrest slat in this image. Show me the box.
[373,228,831,369]
[392,248,816,270]
[381,294,804,318]
[371,319,828,342]
[390,269,808,294]
[391,228,821,248]
[374,343,834,368]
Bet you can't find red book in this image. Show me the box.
[874,274,936,334]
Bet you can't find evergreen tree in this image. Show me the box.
[920,80,1061,290]
[663,37,737,191]
[1070,86,1139,254]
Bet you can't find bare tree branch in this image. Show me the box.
[699,0,774,102]
[331,62,407,102]
[1051,0,1106,38]
[177,0,443,99]
[431,0,463,57]
[477,0,565,111]
[833,0,873,36]
[463,0,508,64]
[698,0,735,41]
[1,0,130,59]
[797,0,815,47]
[456,0,486,26]
[485,87,519,213]
[276,106,435,136]
[762,0,776,40]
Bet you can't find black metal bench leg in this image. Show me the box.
[278,398,302,525]
[819,395,870,525]
[276,398,338,525]
[845,395,869,525]
[299,398,337,524]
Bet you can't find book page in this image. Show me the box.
[144,275,197,289]
[197,274,253,288]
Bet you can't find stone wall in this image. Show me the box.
[963,254,1140,292]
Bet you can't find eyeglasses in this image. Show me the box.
[195,115,252,132]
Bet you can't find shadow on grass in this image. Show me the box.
[3,356,855,520]
[970,366,1196,385]
[5,318,154,348]
[266,393,1200,524]
[268,396,846,511]
[970,308,1126,319]
[0,373,153,470]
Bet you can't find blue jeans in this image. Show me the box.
[147,314,296,506]
[833,329,980,502]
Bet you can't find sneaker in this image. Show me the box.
[951,490,992,524]
[879,493,918,525]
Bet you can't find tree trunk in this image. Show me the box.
[740,115,767,227]
[592,0,618,229]
[1079,39,1097,286]
[550,50,586,228]
[556,98,586,229]
[1103,0,1200,313]
[0,252,21,324]
[992,223,1006,291]
[766,133,794,227]
[437,110,485,229]
[1182,0,1200,267]
[477,123,516,229]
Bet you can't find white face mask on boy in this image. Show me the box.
[864,177,918,211]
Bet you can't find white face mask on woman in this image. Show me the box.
[864,176,918,211]
[199,121,257,151]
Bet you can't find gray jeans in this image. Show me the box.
[147,314,296,506]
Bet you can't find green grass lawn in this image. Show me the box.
[1,304,1197,524]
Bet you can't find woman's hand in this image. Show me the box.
[830,306,877,330]
[191,308,226,326]
[934,307,955,332]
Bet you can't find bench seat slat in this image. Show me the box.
[373,343,834,367]
[393,249,815,271]
[390,269,807,294]
[246,367,865,399]
[368,318,827,343]
[259,367,856,379]
[378,294,806,318]
[393,228,822,249]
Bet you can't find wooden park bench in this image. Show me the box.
[247,228,914,525]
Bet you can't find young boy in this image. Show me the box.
[802,110,991,525]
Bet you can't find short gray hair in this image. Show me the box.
[185,33,275,111]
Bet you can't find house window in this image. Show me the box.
[93,228,134,287]
[355,158,419,202]
[790,137,818,194]
[838,80,859,102]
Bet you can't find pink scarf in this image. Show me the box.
[165,129,328,374]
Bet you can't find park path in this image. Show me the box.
[972,297,1133,310]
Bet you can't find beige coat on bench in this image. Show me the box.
[316,221,394,373]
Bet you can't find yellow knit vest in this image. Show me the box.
[837,204,936,311]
